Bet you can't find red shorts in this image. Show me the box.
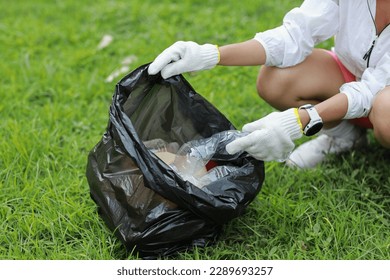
[326,50,373,129]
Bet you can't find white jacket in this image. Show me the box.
[254,0,390,119]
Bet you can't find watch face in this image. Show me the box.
[305,122,323,136]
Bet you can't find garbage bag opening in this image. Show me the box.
[86,63,265,258]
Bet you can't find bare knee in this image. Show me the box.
[369,87,390,148]
[256,66,278,103]
[256,49,345,111]
[256,66,293,110]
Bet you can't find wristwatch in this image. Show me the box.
[299,104,323,136]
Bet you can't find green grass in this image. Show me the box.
[1,0,389,260]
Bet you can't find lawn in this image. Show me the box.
[0,0,389,260]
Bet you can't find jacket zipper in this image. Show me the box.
[363,25,390,67]
[363,35,378,67]
[363,0,390,67]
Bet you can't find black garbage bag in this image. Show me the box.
[86,63,265,258]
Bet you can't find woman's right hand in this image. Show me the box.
[148,41,220,79]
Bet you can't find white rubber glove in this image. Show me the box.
[148,41,220,79]
[226,108,303,161]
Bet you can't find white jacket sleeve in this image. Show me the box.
[254,0,339,67]
[341,53,390,119]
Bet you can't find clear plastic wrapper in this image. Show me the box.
[146,130,248,188]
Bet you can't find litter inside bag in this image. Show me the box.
[145,130,249,188]
[86,63,265,258]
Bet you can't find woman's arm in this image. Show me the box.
[218,39,266,66]
[298,93,349,127]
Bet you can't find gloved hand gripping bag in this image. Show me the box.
[86,63,265,258]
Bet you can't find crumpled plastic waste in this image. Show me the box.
[145,130,248,188]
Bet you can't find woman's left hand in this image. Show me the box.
[226,108,303,161]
